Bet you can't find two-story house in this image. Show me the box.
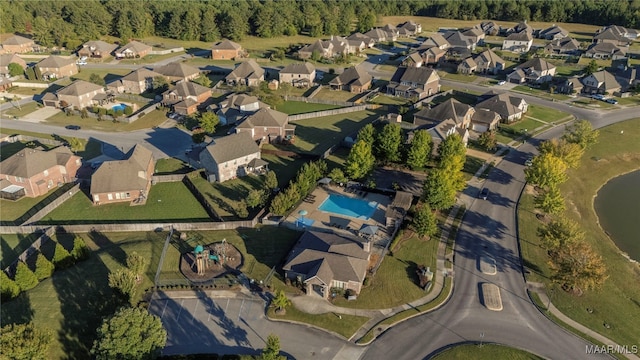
[212,93,266,126]
[0,53,27,77]
[114,41,152,59]
[77,40,118,59]
[108,68,164,94]
[544,37,581,56]
[211,39,244,60]
[581,70,624,94]
[0,147,81,199]
[235,108,294,143]
[36,56,78,80]
[398,21,422,37]
[154,62,201,83]
[387,67,440,99]
[43,80,106,109]
[162,80,211,115]
[225,59,265,87]
[199,132,262,183]
[1,35,36,54]
[584,42,627,60]
[502,31,533,53]
[279,63,316,88]
[476,92,528,123]
[473,49,506,75]
[507,58,556,84]
[413,98,474,129]
[298,39,334,60]
[329,65,372,93]
[346,33,375,48]
[538,25,569,40]
[90,145,154,205]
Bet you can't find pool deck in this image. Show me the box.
[284,185,393,244]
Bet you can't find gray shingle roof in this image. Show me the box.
[163,80,210,98]
[280,62,315,75]
[116,40,152,55]
[121,68,163,82]
[0,146,76,178]
[236,108,288,129]
[329,65,372,87]
[517,58,556,72]
[90,144,153,194]
[390,67,439,86]
[154,62,200,79]
[202,132,259,164]
[226,59,265,81]
[56,80,104,96]
[414,98,473,126]
[37,55,76,68]
[80,40,118,54]
[212,39,242,50]
[476,93,526,118]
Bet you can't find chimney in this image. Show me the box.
[363,239,371,253]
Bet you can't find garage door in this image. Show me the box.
[473,124,488,132]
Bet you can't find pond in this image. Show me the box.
[594,170,640,261]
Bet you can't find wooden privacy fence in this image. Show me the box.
[287,105,368,121]
[21,184,81,225]
[3,227,54,277]
[284,95,355,107]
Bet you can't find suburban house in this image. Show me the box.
[413,98,474,129]
[581,70,624,94]
[0,147,81,199]
[212,93,265,126]
[538,25,569,40]
[77,40,118,59]
[387,67,440,99]
[593,25,634,46]
[154,62,200,83]
[225,59,265,87]
[114,41,152,59]
[584,42,627,60]
[161,80,211,115]
[346,33,375,48]
[283,230,371,298]
[401,52,424,68]
[199,132,263,183]
[479,21,500,36]
[426,119,470,149]
[473,49,505,74]
[443,31,476,54]
[279,63,316,88]
[462,27,486,45]
[329,65,372,93]
[476,92,528,123]
[1,35,36,54]
[36,56,78,80]
[298,39,335,59]
[0,53,27,77]
[381,24,400,39]
[556,77,584,94]
[457,57,477,75]
[420,47,446,65]
[211,39,244,60]
[364,28,396,43]
[108,68,164,94]
[0,78,12,92]
[235,108,294,143]
[398,21,422,37]
[507,58,556,84]
[470,108,501,132]
[544,37,581,55]
[509,21,535,35]
[43,80,106,109]
[502,30,533,53]
[616,66,640,87]
[419,33,450,50]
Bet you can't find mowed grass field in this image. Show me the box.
[518,118,640,348]
[39,182,210,224]
[274,101,343,115]
[45,109,169,132]
[432,344,543,360]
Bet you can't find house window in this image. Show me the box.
[15,176,23,183]
[107,193,113,200]
[333,280,346,289]
[115,193,121,199]
[76,159,81,165]
[93,195,99,202]
[43,170,49,176]
[124,192,131,198]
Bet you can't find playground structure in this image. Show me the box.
[193,239,231,275]
[180,238,243,283]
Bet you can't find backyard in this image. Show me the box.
[273,100,343,115]
[70,67,130,84]
[518,118,640,348]
[38,182,210,224]
[45,108,169,132]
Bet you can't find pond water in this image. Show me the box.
[594,170,640,261]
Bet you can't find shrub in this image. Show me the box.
[34,253,55,281]
[115,109,124,117]
[14,262,38,292]
[124,106,133,116]
[0,271,20,301]
[71,236,90,261]
[52,243,73,270]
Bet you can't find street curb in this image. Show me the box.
[265,313,351,341]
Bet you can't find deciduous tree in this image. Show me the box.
[477,130,497,151]
[0,322,52,360]
[524,153,568,189]
[328,168,347,184]
[247,189,267,209]
[8,62,24,77]
[91,307,166,360]
[537,216,584,254]
[534,185,565,215]
[549,241,608,292]
[345,140,375,180]
[562,120,599,149]
[412,203,438,238]
[264,170,278,190]
[406,129,432,169]
[272,290,291,312]
[539,138,584,169]
[126,252,147,282]
[89,73,105,86]
[423,168,458,211]
[198,112,219,134]
[356,123,376,145]
[108,269,137,302]
[376,123,402,163]
[437,134,466,171]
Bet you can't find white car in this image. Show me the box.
[497,80,506,85]
[77,61,87,66]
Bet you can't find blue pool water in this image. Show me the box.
[318,194,378,220]
[112,103,126,111]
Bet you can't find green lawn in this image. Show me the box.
[512,85,571,101]
[45,109,169,132]
[525,104,571,124]
[314,88,359,102]
[118,51,186,65]
[274,101,343,115]
[1,101,40,118]
[39,182,210,224]
[463,156,485,181]
[279,110,378,154]
[71,68,130,84]
[616,96,640,107]
[368,95,411,106]
[261,154,307,188]
[189,172,268,219]
[504,117,545,133]
[6,86,50,96]
[437,71,478,83]
[518,118,640,348]
[331,232,439,309]
[432,344,543,360]
[268,305,369,339]
[155,158,193,175]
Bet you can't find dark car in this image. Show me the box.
[479,188,489,200]
[65,125,81,130]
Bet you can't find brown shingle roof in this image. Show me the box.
[0,146,77,178]
[121,68,163,82]
[329,65,372,87]
[90,144,153,194]
[280,62,315,75]
[163,80,210,98]
[212,39,242,50]
[225,59,265,81]
[37,55,76,68]
[202,132,259,164]
[414,98,473,126]
[2,35,34,46]
[80,40,118,54]
[56,80,104,96]
[236,108,288,129]
[116,41,152,55]
[154,62,200,79]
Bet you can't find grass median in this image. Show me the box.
[267,306,369,340]
[432,343,543,360]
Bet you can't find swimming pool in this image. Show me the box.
[318,194,378,220]
[112,103,127,112]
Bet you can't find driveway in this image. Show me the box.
[17,106,60,123]
[149,291,365,360]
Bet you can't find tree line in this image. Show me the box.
[2,0,640,49]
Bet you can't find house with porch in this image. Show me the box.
[329,65,372,93]
[235,108,294,143]
[115,41,152,59]
[279,63,316,88]
[1,35,36,54]
[211,39,244,60]
[36,56,78,80]
[0,147,81,199]
[225,59,265,87]
[387,66,440,100]
[199,132,263,183]
[507,58,556,84]
[78,40,118,59]
[161,80,211,115]
[43,80,107,109]
[476,92,528,123]
[283,231,371,298]
[90,144,154,205]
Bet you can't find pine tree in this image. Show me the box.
[14,262,38,292]
[34,253,55,281]
[52,243,73,270]
[1,270,20,301]
[126,252,147,282]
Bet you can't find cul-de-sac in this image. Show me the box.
[1,1,639,359]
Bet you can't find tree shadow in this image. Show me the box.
[0,292,35,325]
[86,230,128,266]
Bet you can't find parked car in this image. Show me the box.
[605,98,618,105]
[479,188,489,200]
[76,61,87,66]
[65,125,81,130]
[525,157,533,166]
[591,94,605,100]
[497,80,506,85]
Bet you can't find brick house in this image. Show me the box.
[283,231,371,299]
[476,92,528,123]
[279,63,316,88]
[0,53,27,77]
[77,40,118,59]
[225,60,265,87]
[90,145,154,205]
[329,65,372,93]
[199,132,263,183]
[36,56,78,80]
[211,39,244,60]
[162,80,211,115]
[0,147,81,198]
[211,93,265,126]
[114,41,152,59]
[43,80,106,109]
[235,108,294,143]
[457,57,477,75]
[154,62,200,83]
[387,67,440,99]
[108,68,164,94]
[1,35,36,54]
[413,98,474,129]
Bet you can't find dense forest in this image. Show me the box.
[2,0,640,49]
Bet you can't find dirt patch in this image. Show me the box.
[368,253,380,271]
